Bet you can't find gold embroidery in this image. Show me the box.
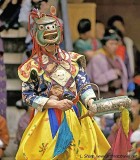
[49,85,63,98]
[18,52,82,82]
[50,65,72,87]
[61,60,70,69]
[45,62,56,73]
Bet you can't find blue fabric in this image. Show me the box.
[53,114,73,157]
[22,67,95,111]
[75,67,94,96]
[48,109,59,138]
[72,105,79,117]
[127,81,135,91]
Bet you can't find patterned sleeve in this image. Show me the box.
[75,67,96,107]
[22,81,49,112]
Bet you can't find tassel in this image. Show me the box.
[119,106,129,137]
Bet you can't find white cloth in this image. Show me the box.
[130,129,140,143]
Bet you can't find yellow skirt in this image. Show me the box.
[16,102,110,160]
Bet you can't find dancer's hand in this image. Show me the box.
[44,99,73,111]
[56,99,73,111]
[87,99,97,117]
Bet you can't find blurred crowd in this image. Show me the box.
[73,15,140,160]
[0,0,140,159]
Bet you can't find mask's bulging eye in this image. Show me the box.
[46,26,50,29]
[54,23,57,27]
[38,25,44,30]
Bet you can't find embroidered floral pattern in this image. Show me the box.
[39,143,48,155]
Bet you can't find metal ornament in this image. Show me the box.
[76,83,131,119]
[50,65,74,88]
[93,96,131,116]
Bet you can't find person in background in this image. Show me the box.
[0,37,7,118]
[107,15,140,77]
[106,112,132,160]
[129,127,140,160]
[95,20,105,49]
[107,112,121,158]
[99,113,114,138]
[0,115,9,159]
[108,15,140,99]
[18,0,49,30]
[130,98,140,131]
[73,19,100,62]
[0,0,22,31]
[19,0,50,50]
[86,28,128,98]
[15,104,30,147]
[111,26,135,95]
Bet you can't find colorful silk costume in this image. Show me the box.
[16,7,110,160]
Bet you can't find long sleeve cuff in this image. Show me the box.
[81,89,96,107]
[32,96,49,112]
